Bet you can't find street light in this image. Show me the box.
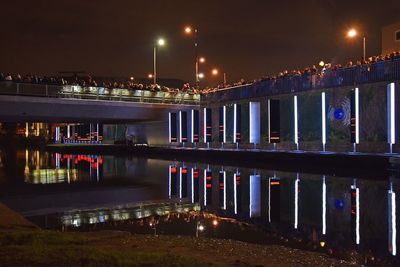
[211,68,227,87]
[153,38,166,85]
[347,28,366,60]
[199,57,206,63]
[184,26,200,87]
[198,73,204,79]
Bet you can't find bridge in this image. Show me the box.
[0,82,200,123]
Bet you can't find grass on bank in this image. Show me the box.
[0,230,212,267]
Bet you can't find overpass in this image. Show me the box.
[0,82,200,123]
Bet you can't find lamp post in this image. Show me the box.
[347,29,366,60]
[153,38,165,85]
[185,26,204,88]
[211,68,227,88]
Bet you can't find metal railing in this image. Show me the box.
[0,82,201,105]
[203,58,400,102]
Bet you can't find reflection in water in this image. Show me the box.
[389,182,397,256]
[0,150,399,264]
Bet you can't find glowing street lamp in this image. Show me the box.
[347,28,366,60]
[184,26,201,87]
[198,73,204,79]
[211,68,227,87]
[199,57,206,63]
[153,38,166,85]
[148,73,153,79]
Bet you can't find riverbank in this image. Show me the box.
[46,144,396,179]
[0,230,363,267]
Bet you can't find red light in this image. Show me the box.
[171,167,177,173]
[182,168,188,174]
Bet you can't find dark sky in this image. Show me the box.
[0,0,399,86]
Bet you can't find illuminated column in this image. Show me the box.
[96,124,100,142]
[218,106,226,146]
[294,173,300,229]
[268,99,280,146]
[250,174,261,218]
[233,171,241,215]
[350,88,360,152]
[268,175,280,223]
[321,92,326,152]
[55,126,60,143]
[219,170,226,209]
[351,180,360,245]
[179,111,188,144]
[388,83,395,153]
[233,104,241,147]
[249,102,261,148]
[168,165,177,198]
[322,175,326,235]
[55,153,61,169]
[25,122,29,138]
[294,95,299,150]
[179,166,188,198]
[389,182,397,256]
[204,168,212,206]
[67,124,71,139]
[204,108,212,146]
[191,167,199,203]
[191,109,200,144]
[169,112,177,143]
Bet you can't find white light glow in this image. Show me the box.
[234,104,237,143]
[389,185,397,256]
[191,168,194,203]
[168,165,172,198]
[356,187,360,244]
[234,173,238,214]
[268,177,271,223]
[322,93,326,148]
[179,167,183,198]
[179,111,182,143]
[294,173,299,229]
[168,113,171,143]
[203,108,207,144]
[294,96,298,145]
[250,174,261,218]
[204,169,207,206]
[191,110,194,143]
[355,88,360,144]
[223,106,226,143]
[322,175,326,235]
[388,83,396,145]
[249,102,261,144]
[221,171,226,210]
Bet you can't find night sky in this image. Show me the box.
[0,0,399,86]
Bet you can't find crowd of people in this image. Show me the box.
[1,50,400,96]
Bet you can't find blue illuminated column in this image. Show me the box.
[294,96,299,150]
[321,92,326,152]
[249,102,261,147]
[249,174,261,218]
[350,88,360,152]
[233,171,241,214]
[388,83,396,153]
[388,182,397,256]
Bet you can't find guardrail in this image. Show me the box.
[0,82,201,105]
[203,58,400,102]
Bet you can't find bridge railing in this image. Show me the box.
[0,82,200,105]
[203,58,400,102]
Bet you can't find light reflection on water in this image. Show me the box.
[0,149,399,264]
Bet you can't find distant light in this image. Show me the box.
[148,73,153,79]
[212,219,218,226]
[157,38,165,46]
[320,241,326,247]
[319,61,325,67]
[212,69,219,75]
[130,76,134,81]
[199,57,205,63]
[198,225,205,231]
[149,222,153,227]
[347,29,357,38]
[185,27,192,34]
[198,73,204,79]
